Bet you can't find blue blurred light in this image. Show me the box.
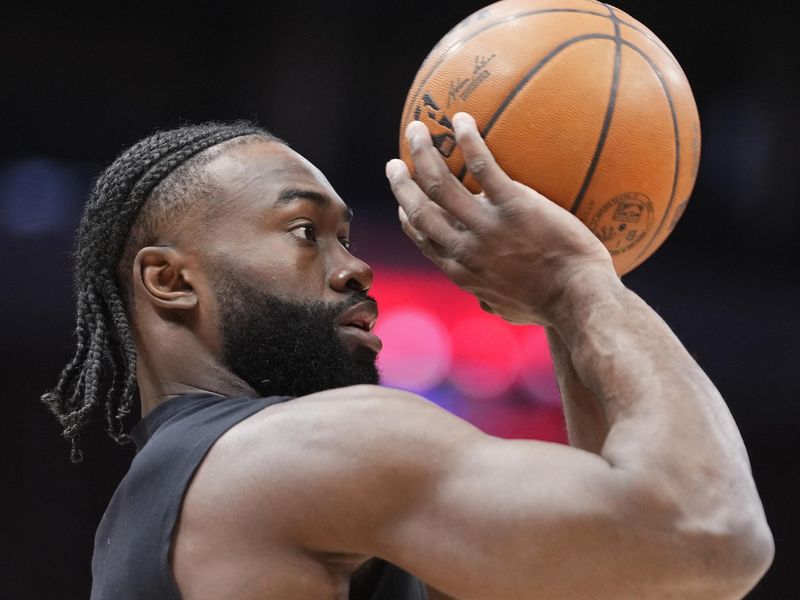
[0,158,86,237]
[418,385,465,417]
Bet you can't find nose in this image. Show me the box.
[329,252,373,294]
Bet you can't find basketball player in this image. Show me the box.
[43,113,773,599]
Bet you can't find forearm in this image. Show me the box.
[551,272,751,473]
[545,326,609,454]
[549,270,772,583]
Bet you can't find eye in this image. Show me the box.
[340,238,352,251]
[291,224,317,243]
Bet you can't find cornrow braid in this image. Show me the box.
[43,121,283,462]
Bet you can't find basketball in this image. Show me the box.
[399,0,701,275]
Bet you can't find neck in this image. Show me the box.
[136,350,257,417]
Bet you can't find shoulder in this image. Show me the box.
[224,384,480,457]
[213,384,484,487]
[186,384,486,550]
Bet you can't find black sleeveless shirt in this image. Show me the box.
[90,393,428,600]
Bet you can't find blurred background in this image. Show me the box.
[2,1,797,597]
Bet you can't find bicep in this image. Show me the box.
[242,386,661,599]
[372,435,639,598]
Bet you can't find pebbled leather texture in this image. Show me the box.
[399,0,700,275]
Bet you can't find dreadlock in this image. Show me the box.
[42,121,284,462]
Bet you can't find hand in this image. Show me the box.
[386,113,617,325]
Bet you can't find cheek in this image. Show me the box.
[211,236,330,298]
[271,251,329,297]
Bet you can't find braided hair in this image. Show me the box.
[42,121,284,461]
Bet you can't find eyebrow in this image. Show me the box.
[275,187,354,223]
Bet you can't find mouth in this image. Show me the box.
[336,300,378,332]
[336,300,382,353]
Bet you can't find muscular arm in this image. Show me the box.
[384,114,771,596]
[222,362,767,599]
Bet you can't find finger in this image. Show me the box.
[398,205,429,247]
[386,159,462,246]
[397,207,484,296]
[452,112,516,201]
[405,121,486,228]
[398,205,452,259]
[399,206,469,278]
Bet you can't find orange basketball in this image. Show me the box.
[399,0,701,275]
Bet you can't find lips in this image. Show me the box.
[335,300,378,333]
[336,300,382,353]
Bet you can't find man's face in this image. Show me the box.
[187,139,382,396]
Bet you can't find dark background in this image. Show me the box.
[2,1,798,598]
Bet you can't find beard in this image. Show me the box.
[212,272,381,398]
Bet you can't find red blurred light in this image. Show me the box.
[375,309,451,391]
[450,315,521,399]
[370,265,565,443]
[519,327,560,407]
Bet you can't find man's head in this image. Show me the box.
[44,122,380,461]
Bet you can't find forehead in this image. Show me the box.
[202,139,347,213]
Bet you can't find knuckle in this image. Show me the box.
[405,206,424,228]
[449,241,471,264]
[498,201,522,219]
[423,178,443,200]
[467,157,491,176]
[450,217,468,232]
[470,224,489,239]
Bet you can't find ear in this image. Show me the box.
[133,246,198,311]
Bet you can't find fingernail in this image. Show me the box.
[386,159,405,179]
[453,112,474,131]
[406,120,427,143]
[405,121,417,141]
